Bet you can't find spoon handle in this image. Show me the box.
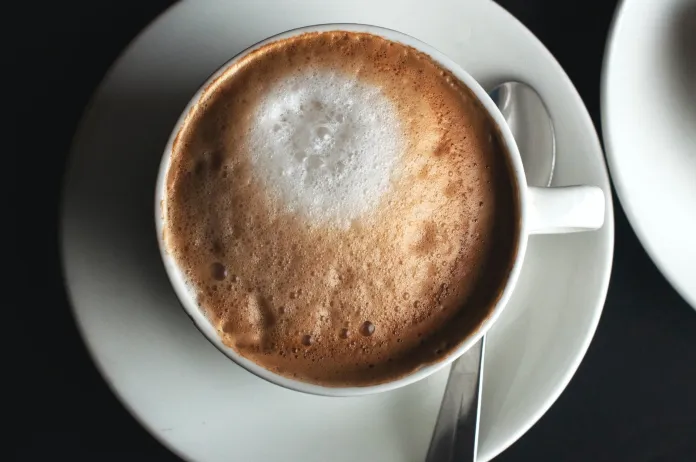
[425,336,486,462]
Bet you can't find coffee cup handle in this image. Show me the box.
[527,186,605,234]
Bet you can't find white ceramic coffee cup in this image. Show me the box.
[155,24,605,397]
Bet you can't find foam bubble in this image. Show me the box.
[248,71,402,226]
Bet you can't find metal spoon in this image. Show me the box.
[425,81,556,462]
[490,81,556,187]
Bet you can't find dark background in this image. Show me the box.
[13,0,696,461]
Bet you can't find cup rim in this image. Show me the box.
[154,23,529,397]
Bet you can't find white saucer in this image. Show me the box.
[602,0,696,309]
[61,1,614,460]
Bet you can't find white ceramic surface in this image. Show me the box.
[602,0,696,309]
[155,23,605,397]
[61,0,614,460]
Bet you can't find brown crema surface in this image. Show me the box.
[164,31,519,387]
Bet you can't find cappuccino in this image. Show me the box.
[164,31,519,386]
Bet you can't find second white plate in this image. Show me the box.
[602,0,696,310]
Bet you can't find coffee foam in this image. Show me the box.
[165,31,519,387]
[249,71,402,227]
